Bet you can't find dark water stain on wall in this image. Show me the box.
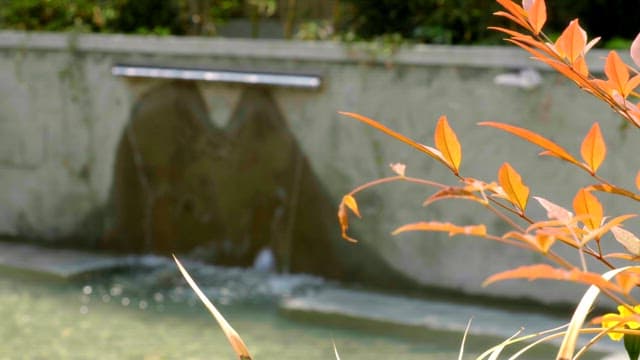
[108,81,412,283]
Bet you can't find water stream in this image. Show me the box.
[0,258,602,359]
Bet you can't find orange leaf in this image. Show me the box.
[483,264,620,291]
[524,0,546,35]
[573,188,603,231]
[478,122,580,165]
[580,123,606,174]
[497,162,530,213]
[338,201,358,243]
[636,170,640,191]
[434,115,462,175]
[581,214,637,245]
[605,51,630,97]
[535,232,556,253]
[534,196,573,222]
[588,183,640,202]
[632,32,640,68]
[342,195,361,218]
[495,0,528,27]
[423,188,484,207]
[616,271,640,294]
[392,221,486,237]
[339,112,448,167]
[554,19,587,63]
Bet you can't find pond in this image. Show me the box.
[0,258,604,359]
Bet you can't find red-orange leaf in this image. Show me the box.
[524,0,546,35]
[605,51,630,97]
[339,112,448,167]
[554,19,587,63]
[580,122,606,174]
[636,170,640,191]
[478,122,580,165]
[495,0,527,26]
[573,188,603,231]
[392,221,486,237]
[498,162,530,213]
[434,115,462,175]
[482,264,620,291]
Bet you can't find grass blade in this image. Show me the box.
[459,317,473,360]
[173,255,252,360]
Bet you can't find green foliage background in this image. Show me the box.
[1,0,638,46]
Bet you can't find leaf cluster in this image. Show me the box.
[339,0,640,358]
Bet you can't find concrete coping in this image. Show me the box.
[0,30,625,72]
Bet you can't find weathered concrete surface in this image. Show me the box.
[281,288,617,355]
[0,241,132,279]
[0,31,637,304]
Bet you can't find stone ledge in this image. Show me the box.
[280,288,618,354]
[0,30,622,72]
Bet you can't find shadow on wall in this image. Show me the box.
[106,80,409,283]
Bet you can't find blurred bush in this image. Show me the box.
[1,0,638,46]
[339,0,640,45]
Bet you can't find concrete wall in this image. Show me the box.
[0,31,636,304]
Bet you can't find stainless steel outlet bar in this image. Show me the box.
[111,64,321,89]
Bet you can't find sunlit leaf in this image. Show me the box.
[636,170,640,191]
[389,162,406,177]
[478,122,580,165]
[534,196,573,222]
[339,112,448,167]
[482,264,620,291]
[173,256,253,360]
[588,183,640,202]
[612,226,640,256]
[338,201,358,243]
[496,0,528,28]
[580,122,606,174]
[392,221,487,237]
[434,115,462,174]
[423,188,484,207]
[554,19,587,63]
[525,0,546,35]
[615,271,640,294]
[605,51,630,97]
[342,195,361,218]
[632,32,640,68]
[573,188,603,231]
[535,232,556,253]
[498,162,530,213]
[581,214,637,244]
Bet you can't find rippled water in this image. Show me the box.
[0,258,601,359]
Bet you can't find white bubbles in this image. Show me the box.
[153,292,164,303]
[138,300,148,310]
[110,284,123,297]
[121,297,130,306]
[82,285,92,295]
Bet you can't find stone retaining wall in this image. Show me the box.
[0,31,635,304]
